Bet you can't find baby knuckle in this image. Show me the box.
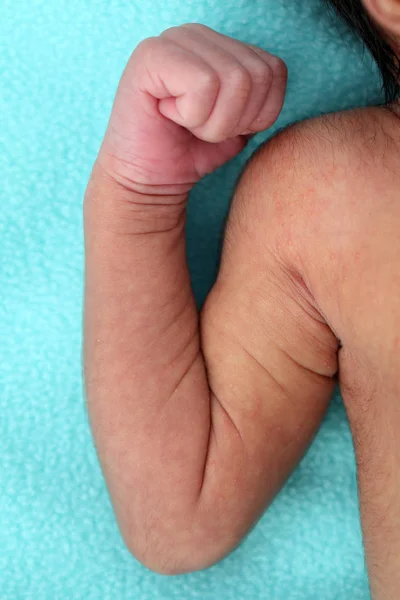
[196,67,220,92]
[159,25,182,39]
[135,36,158,57]
[180,22,208,32]
[161,23,203,39]
[227,66,252,92]
[250,61,273,86]
[270,55,288,77]
[133,36,166,68]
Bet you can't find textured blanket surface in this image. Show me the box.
[1,0,383,598]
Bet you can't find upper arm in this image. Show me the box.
[227,106,400,346]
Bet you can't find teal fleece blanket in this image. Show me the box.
[1,0,383,598]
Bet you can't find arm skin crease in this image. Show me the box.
[83,105,400,598]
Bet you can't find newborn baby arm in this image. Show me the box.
[84,24,338,576]
[84,23,400,595]
[85,88,400,596]
[83,145,337,575]
[85,101,400,598]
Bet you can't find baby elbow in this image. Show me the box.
[125,537,221,576]
[128,543,196,576]
[120,515,226,576]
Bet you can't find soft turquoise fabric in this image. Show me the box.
[1,0,383,598]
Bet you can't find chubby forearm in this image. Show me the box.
[83,157,338,574]
[83,165,210,549]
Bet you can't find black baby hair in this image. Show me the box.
[326,0,400,102]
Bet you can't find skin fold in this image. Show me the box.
[84,2,400,597]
